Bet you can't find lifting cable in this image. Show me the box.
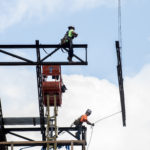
[118,0,122,48]
[118,0,124,62]
[87,111,121,150]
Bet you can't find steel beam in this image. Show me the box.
[0,62,87,66]
[0,49,34,63]
[0,140,86,147]
[36,40,45,140]
[1,117,48,125]
[63,48,85,62]
[115,41,126,126]
[5,127,86,132]
[0,100,8,150]
[0,44,87,49]
[0,42,88,66]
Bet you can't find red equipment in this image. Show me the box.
[42,65,63,107]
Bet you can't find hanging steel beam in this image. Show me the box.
[115,41,126,126]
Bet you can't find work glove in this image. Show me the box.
[92,123,95,126]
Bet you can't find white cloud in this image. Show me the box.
[1,64,150,150]
[0,0,117,32]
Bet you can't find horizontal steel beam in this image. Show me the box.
[0,44,87,49]
[0,62,88,66]
[5,127,86,132]
[2,117,49,125]
[0,140,86,147]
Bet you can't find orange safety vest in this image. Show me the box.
[80,114,87,122]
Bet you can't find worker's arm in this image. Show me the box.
[86,120,94,126]
[72,31,78,37]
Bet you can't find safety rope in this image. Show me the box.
[87,111,121,150]
[42,43,66,55]
[94,111,121,124]
[87,126,94,150]
[43,48,49,54]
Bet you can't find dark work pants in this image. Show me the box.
[62,39,73,60]
[64,39,73,60]
[76,124,82,140]
[68,39,73,59]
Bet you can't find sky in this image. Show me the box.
[0,0,150,150]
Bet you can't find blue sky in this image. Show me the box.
[0,0,150,84]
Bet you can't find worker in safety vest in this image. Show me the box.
[72,109,94,140]
[61,26,78,62]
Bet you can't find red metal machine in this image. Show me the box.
[42,65,65,107]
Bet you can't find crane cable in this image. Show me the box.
[87,111,121,150]
[118,0,123,64]
[118,0,122,48]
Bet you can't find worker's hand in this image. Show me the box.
[74,33,78,37]
[92,123,95,126]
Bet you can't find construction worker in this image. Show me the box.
[72,109,94,140]
[61,26,78,62]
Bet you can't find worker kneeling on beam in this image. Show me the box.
[61,26,78,62]
[72,109,94,140]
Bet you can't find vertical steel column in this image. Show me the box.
[85,47,87,63]
[36,40,46,140]
[0,100,8,150]
[115,41,126,126]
